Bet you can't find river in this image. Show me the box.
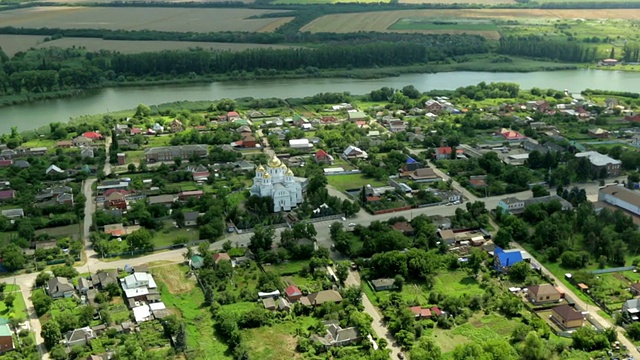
[5,69,640,134]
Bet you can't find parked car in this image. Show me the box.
[348,223,356,227]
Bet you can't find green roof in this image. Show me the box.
[191,255,204,267]
[0,324,12,337]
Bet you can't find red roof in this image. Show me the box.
[103,189,130,197]
[409,306,432,318]
[435,147,464,155]
[315,149,331,160]
[431,306,442,316]
[130,128,142,134]
[366,196,381,202]
[180,190,204,196]
[0,160,12,167]
[227,111,239,118]
[213,253,231,263]
[82,131,103,139]
[497,129,526,140]
[285,285,302,297]
[0,190,14,199]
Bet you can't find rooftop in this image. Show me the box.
[575,151,621,167]
[600,184,640,208]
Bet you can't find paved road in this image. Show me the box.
[345,269,402,359]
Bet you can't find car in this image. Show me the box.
[330,244,336,250]
[453,200,461,205]
[446,203,452,206]
[348,223,356,227]
[398,354,405,360]
[341,217,346,221]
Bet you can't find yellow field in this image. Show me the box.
[0,6,292,33]
[301,8,640,33]
[0,35,46,57]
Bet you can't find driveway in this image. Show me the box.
[345,270,402,359]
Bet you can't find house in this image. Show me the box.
[184,211,199,226]
[0,190,15,202]
[469,176,487,188]
[575,151,621,177]
[82,132,103,140]
[47,277,75,298]
[0,160,12,168]
[0,324,13,353]
[104,191,127,210]
[189,255,204,270]
[152,123,164,133]
[438,229,456,245]
[598,184,640,217]
[388,120,407,133]
[314,149,334,164]
[311,323,361,347]
[431,306,443,317]
[289,139,313,149]
[605,98,619,109]
[144,145,208,162]
[226,111,240,121]
[81,148,94,158]
[630,283,640,296]
[147,194,177,206]
[399,157,420,173]
[524,195,573,211]
[498,197,525,212]
[497,128,527,141]
[103,223,141,237]
[13,160,29,169]
[117,153,126,165]
[263,297,291,312]
[424,99,443,114]
[303,290,343,306]
[56,140,73,148]
[213,253,231,265]
[179,190,204,201]
[493,247,523,273]
[169,119,184,133]
[285,285,303,302]
[114,124,130,135]
[407,168,441,182]
[551,304,584,329]
[433,147,463,160]
[1,208,23,219]
[588,128,609,138]
[527,284,562,304]
[601,58,618,66]
[342,145,368,160]
[78,278,93,294]
[120,272,158,300]
[391,222,415,236]
[409,306,432,319]
[91,271,118,289]
[370,278,397,292]
[624,298,640,321]
[241,135,257,148]
[347,111,367,121]
[46,165,64,175]
[65,327,96,348]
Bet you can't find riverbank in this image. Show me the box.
[0,56,577,109]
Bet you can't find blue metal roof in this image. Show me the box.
[497,251,523,267]
[406,157,417,164]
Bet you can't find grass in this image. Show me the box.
[263,260,309,276]
[432,271,485,297]
[152,222,199,248]
[159,283,232,359]
[152,264,195,294]
[242,317,317,360]
[327,173,386,192]
[21,138,57,149]
[226,192,246,209]
[0,285,27,320]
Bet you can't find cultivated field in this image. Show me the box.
[389,17,501,39]
[0,7,293,33]
[301,9,640,33]
[0,35,47,57]
[399,0,514,3]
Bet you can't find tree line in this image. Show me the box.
[499,36,599,63]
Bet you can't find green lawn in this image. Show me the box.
[226,192,246,209]
[0,285,27,320]
[389,18,498,31]
[21,138,57,149]
[264,260,309,276]
[152,223,199,248]
[145,135,173,148]
[242,317,317,360]
[159,283,232,359]
[432,271,485,297]
[327,174,386,192]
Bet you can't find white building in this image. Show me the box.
[250,156,305,212]
[598,184,640,216]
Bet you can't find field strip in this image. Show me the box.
[0,6,293,33]
[301,8,640,33]
[399,0,515,3]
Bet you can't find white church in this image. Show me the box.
[250,155,305,212]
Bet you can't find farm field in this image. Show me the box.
[242,317,316,360]
[0,35,47,57]
[23,38,298,55]
[389,17,500,39]
[327,173,386,192]
[273,0,388,4]
[301,9,640,33]
[399,0,514,3]
[0,7,293,33]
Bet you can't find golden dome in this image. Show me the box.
[286,169,294,176]
[263,172,271,179]
[279,163,288,169]
[267,156,282,168]
[257,165,265,172]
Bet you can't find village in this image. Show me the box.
[1,83,640,359]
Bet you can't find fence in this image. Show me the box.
[587,266,635,275]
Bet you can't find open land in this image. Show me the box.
[0,7,293,33]
[301,9,640,33]
[399,0,514,3]
[10,38,297,55]
[0,35,47,57]
[327,173,386,192]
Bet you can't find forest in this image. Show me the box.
[498,37,599,63]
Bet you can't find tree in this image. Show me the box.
[127,228,153,252]
[531,185,550,198]
[134,103,151,118]
[2,245,25,271]
[127,163,136,173]
[35,271,52,287]
[394,274,405,291]
[508,261,530,283]
[249,226,275,261]
[53,266,78,278]
[4,294,14,309]
[335,261,350,284]
[521,331,549,360]
[222,240,233,252]
[42,320,62,349]
[627,322,640,340]
[410,337,442,360]
[493,227,513,249]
